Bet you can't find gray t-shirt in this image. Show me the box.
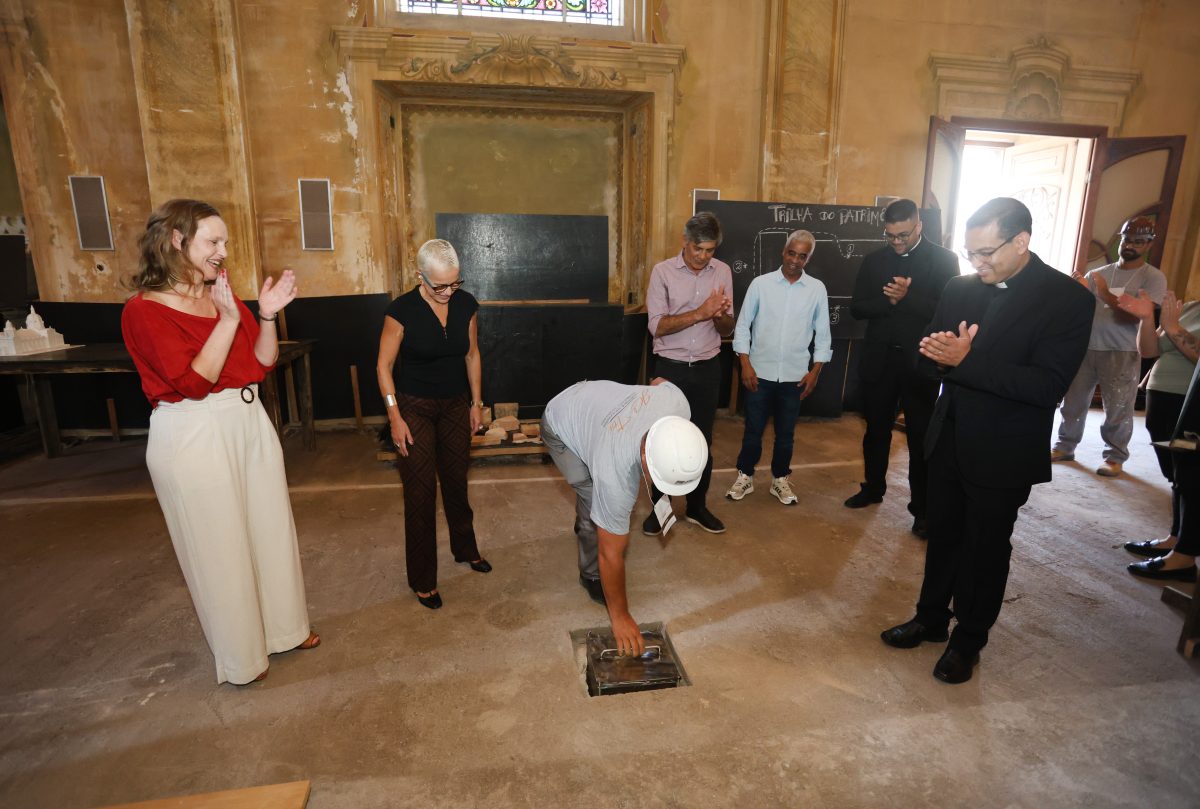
[1148,301,1200,395]
[543,380,691,535]
[1085,262,1167,351]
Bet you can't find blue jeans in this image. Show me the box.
[736,379,803,479]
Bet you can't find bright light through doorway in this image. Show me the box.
[951,131,1094,276]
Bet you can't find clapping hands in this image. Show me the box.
[698,286,731,320]
[1116,289,1155,320]
[883,276,911,304]
[259,269,298,320]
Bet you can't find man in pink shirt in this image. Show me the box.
[643,211,735,534]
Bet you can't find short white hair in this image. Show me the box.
[416,239,459,275]
[787,229,815,250]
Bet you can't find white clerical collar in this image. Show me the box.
[901,236,923,257]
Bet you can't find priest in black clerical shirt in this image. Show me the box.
[844,198,959,537]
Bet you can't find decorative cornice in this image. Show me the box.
[928,36,1140,128]
[331,26,684,90]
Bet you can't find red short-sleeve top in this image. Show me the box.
[121,293,274,407]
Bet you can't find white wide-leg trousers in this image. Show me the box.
[147,386,311,685]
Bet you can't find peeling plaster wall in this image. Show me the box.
[5,0,1199,303]
[0,0,150,302]
[237,0,378,298]
[662,0,770,246]
[832,0,1200,285]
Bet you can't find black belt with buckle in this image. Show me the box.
[240,386,256,403]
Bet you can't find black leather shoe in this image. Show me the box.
[460,558,492,573]
[1127,558,1198,581]
[642,510,662,536]
[579,575,606,605]
[844,487,883,509]
[911,517,929,540]
[933,648,980,684]
[1123,539,1175,559]
[416,591,442,610]
[685,506,726,534]
[880,619,949,649]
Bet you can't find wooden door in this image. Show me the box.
[1074,135,1186,272]
[1001,136,1090,273]
[921,116,966,247]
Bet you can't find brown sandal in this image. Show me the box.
[295,631,320,650]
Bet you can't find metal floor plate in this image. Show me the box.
[569,622,690,697]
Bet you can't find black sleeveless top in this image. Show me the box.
[385,287,479,398]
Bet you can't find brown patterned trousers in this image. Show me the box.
[395,392,480,593]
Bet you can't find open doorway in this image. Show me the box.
[923,116,1186,279]
[951,130,1093,275]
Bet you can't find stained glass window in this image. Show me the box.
[401,0,622,27]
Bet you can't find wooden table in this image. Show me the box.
[0,339,317,458]
[1160,583,1200,658]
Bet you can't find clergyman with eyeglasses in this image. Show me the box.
[844,198,959,538]
[879,197,1093,684]
[1051,216,1167,477]
[376,239,492,611]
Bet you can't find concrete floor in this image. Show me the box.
[0,411,1197,808]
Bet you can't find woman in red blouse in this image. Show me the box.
[122,199,318,686]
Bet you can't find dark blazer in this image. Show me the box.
[851,238,959,381]
[921,253,1094,489]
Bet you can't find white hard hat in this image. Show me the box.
[644,415,708,496]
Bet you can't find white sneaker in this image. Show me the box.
[770,476,798,505]
[726,472,754,500]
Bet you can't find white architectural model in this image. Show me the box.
[0,307,67,356]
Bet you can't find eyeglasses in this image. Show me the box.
[959,234,1015,263]
[420,273,464,294]
[883,230,916,243]
[1120,236,1152,247]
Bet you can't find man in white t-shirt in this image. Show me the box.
[542,379,707,655]
[1052,216,1166,476]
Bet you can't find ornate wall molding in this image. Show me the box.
[331,25,685,302]
[929,36,1140,131]
[333,27,683,90]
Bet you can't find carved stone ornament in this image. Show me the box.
[331,26,683,93]
[928,36,1140,130]
[393,35,626,89]
[451,35,626,88]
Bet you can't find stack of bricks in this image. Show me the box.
[470,402,544,447]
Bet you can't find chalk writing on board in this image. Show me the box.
[695,200,943,342]
[732,227,886,276]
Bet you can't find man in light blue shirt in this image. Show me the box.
[726,230,832,505]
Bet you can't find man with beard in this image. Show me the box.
[1052,216,1166,477]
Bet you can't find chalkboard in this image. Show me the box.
[695,200,942,339]
[436,213,608,303]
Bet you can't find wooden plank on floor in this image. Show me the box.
[93,780,310,809]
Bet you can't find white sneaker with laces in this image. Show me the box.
[726,472,754,500]
[770,476,798,505]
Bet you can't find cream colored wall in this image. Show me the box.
[832,0,1200,286]
[661,0,769,250]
